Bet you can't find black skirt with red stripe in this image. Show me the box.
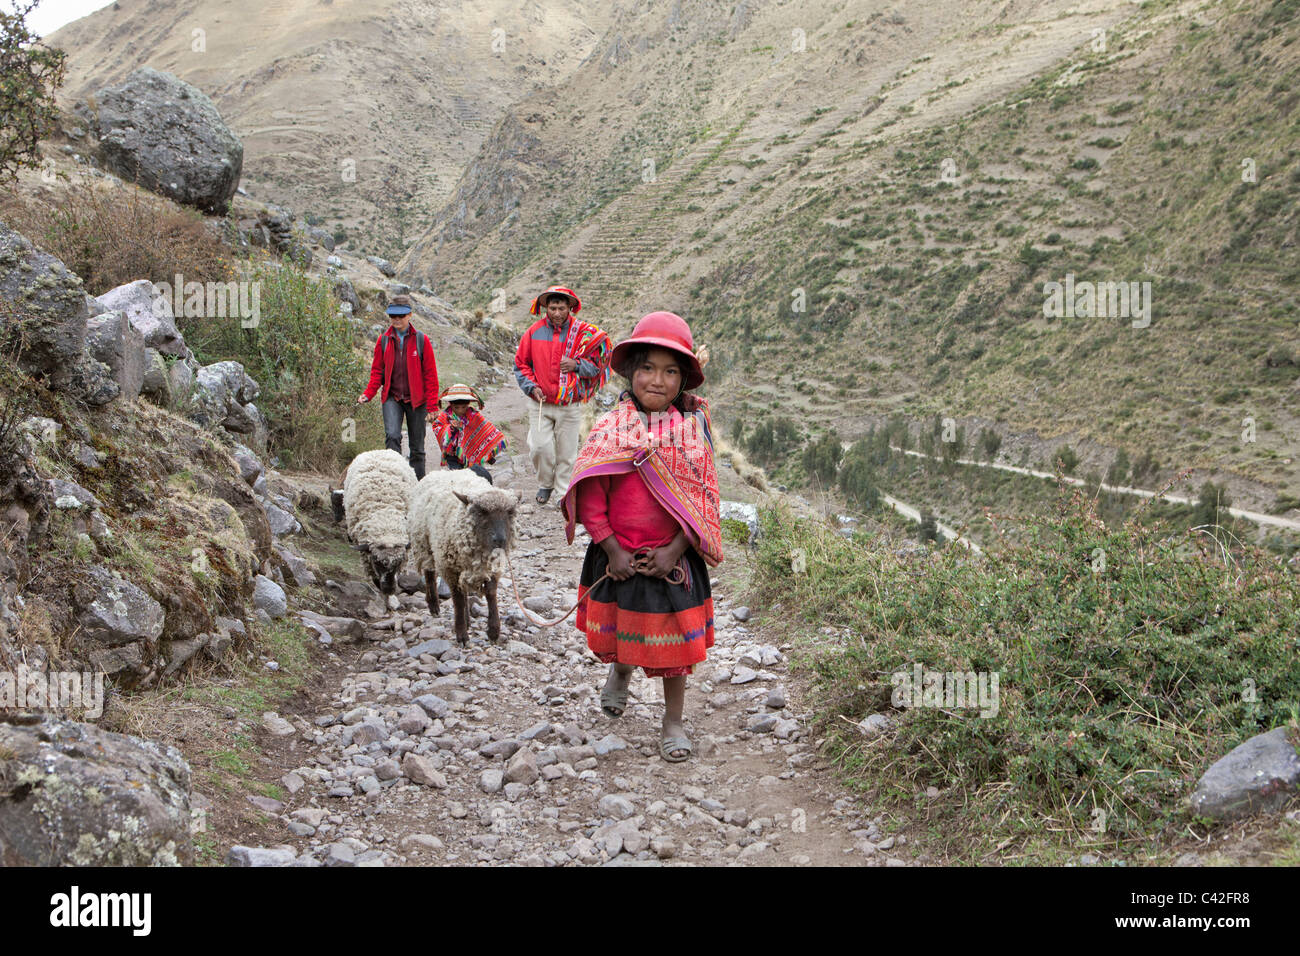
[576,542,715,677]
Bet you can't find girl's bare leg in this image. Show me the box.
[662,675,688,757]
[602,661,633,700]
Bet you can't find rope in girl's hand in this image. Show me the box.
[504,546,609,628]
[503,546,682,628]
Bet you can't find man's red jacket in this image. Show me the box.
[364,324,439,408]
[514,316,603,405]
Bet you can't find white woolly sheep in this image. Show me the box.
[409,469,518,645]
[337,449,417,594]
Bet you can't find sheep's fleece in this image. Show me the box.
[342,449,417,549]
[409,469,516,593]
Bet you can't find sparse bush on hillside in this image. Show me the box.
[801,429,842,488]
[1107,447,1131,485]
[744,417,799,469]
[837,439,879,510]
[1191,480,1232,531]
[0,2,66,183]
[978,427,1001,460]
[0,180,231,295]
[1054,445,1079,474]
[753,492,1300,852]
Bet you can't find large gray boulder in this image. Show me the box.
[96,279,189,358]
[191,361,266,446]
[0,717,193,866]
[1190,726,1300,821]
[85,308,146,401]
[76,67,243,213]
[0,222,87,390]
[253,574,287,618]
[72,567,165,678]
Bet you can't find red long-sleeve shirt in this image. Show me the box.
[363,324,439,408]
[578,472,680,552]
[514,316,602,405]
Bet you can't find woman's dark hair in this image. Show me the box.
[618,344,693,414]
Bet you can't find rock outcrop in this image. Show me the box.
[0,222,92,394]
[0,717,194,866]
[75,67,243,213]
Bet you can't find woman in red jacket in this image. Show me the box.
[357,295,439,479]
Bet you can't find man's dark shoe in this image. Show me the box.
[536,487,552,504]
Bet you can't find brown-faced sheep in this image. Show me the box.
[409,469,518,644]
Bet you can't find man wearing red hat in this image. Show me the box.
[514,286,611,504]
[357,294,439,479]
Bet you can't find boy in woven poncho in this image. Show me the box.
[431,384,507,484]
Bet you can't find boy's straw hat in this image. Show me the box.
[611,311,705,390]
[440,383,484,408]
[529,286,582,315]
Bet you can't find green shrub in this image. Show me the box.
[180,263,382,470]
[0,3,66,182]
[721,518,751,546]
[753,493,1300,852]
[1054,445,1079,474]
[802,429,842,487]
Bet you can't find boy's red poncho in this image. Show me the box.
[431,407,507,468]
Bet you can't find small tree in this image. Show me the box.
[801,429,841,487]
[0,1,67,183]
[837,439,879,510]
[1106,447,1131,485]
[1054,445,1079,475]
[979,427,1002,460]
[1193,481,1231,529]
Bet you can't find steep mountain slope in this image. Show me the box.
[401,0,1300,513]
[49,0,613,258]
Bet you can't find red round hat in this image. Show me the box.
[529,286,581,315]
[610,311,704,390]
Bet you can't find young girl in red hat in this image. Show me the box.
[561,311,723,762]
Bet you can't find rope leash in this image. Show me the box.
[503,546,684,629]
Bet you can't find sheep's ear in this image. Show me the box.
[453,490,472,506]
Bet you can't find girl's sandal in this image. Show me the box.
[598,686,629,723]
[601,684,629,718]
[660,735,693,763]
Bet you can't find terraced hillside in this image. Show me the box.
[402,0,1299,517]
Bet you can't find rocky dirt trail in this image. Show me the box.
[241,388,917,867]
